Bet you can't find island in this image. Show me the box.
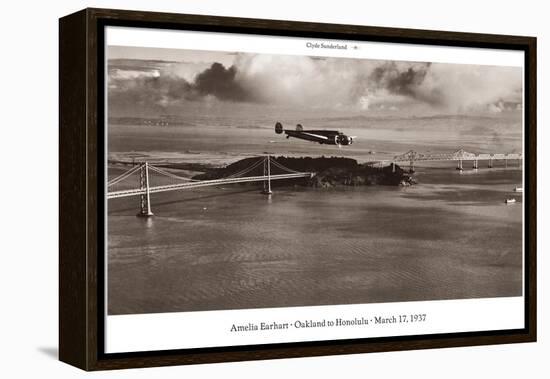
[192,156,416,188]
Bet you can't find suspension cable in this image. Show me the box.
[109,156,303,191]
[147,165,199,181]
[107,164,142,187]
[269,158,301,174]
[223,157,265,178]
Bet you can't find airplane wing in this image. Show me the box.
[283,130,332,143]
[295,131,332,140]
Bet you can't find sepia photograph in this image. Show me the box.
[106,42,524,317]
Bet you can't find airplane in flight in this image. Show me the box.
[275,122,356,147]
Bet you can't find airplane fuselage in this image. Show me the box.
[275,122,354,146]
[283,130,344,145]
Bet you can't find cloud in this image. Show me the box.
[369,62,432,99]
[108,61,255,112]
[108,53,522,115]
[193,63,253,102]
[366,61,522,112]
[109,74,193,111]
[413,64,522,112]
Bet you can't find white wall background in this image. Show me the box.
[0,0,547,377]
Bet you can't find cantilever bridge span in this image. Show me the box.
[107,155,314,216]
[376,149,523,172]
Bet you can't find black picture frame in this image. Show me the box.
[59,7,537,371]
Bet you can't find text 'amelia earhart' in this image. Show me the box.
[230,314,427,332]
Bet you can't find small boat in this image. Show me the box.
[505,198,517,204]
[514,187,523,192]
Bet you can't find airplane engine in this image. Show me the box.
[342,135,353,145]
[295,124,303,131]
[336,134,353,146]
[275,122,283,134]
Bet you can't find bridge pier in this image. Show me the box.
[473,159,478,170]
[262,155,273,195]
[137,162,154,217]
[488,157,493,168]
[392,162,396,173]
[457,159,463,171]
[409,160,415,173]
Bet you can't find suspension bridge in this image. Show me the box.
[107,155,314,217]
[108,149,522,216]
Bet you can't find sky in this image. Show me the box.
[107,46,523,118]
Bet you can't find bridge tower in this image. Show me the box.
[262,155,273,195]
[137,162,154,217]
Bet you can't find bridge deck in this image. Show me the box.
[368,153,523,165]
[391,153,522,163]
[107,172,313,199]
